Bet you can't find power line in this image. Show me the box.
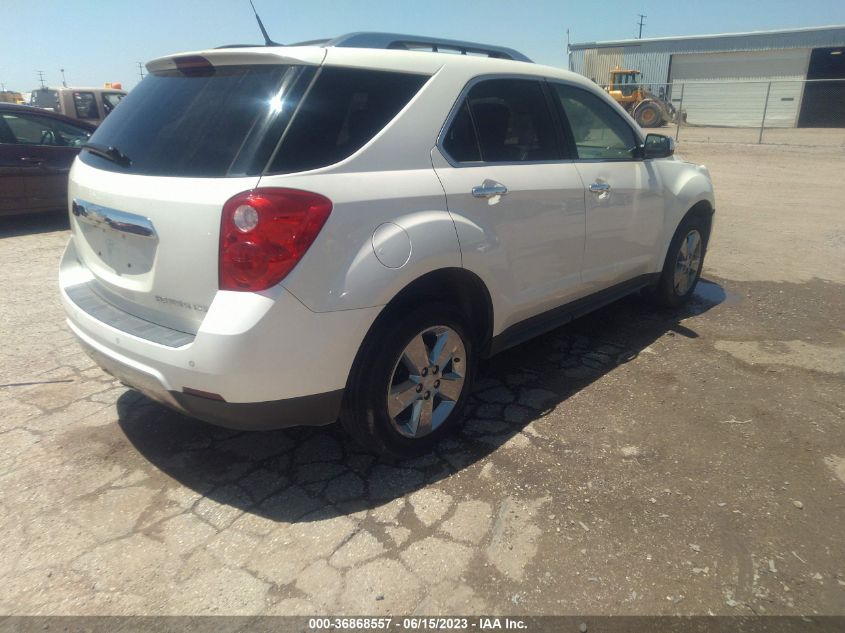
[37,70,46,88]
[637,14,647,39]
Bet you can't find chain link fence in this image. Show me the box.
[601,78,845,147]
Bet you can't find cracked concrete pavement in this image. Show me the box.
[0,142,843,616]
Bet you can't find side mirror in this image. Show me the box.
[642,134,675,159]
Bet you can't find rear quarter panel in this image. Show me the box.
[260,169,461,312]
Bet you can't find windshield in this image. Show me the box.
[79,64,315,177]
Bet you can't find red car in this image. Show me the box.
[0,103,95,215]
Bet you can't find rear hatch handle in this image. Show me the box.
[72,200,157,239]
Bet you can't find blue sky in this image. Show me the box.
[2,0,843,91]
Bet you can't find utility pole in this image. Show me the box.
[566,28,572,71]
[637,14,647,39]
[60,68,67,87]
[137,61,145,81]
[37,70,46,88]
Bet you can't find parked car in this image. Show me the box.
[59,33,715,456]
[0,103,94,215]
[30,87,127,126]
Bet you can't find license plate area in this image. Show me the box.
[73,199,158,275]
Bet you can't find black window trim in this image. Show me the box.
[546,78,646,163]
[436,73,575,168]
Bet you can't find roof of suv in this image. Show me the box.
[147,32,585,86]
[217,32,533,62]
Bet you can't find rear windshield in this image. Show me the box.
[80,64,428,178]
[79,65,315,177]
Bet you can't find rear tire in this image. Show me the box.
[652,214,708,308]
[340,303,476,458]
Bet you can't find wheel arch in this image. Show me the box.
[687,198,715,246]
[358,267,495,363]
[655,198,715,274]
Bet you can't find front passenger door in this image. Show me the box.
[432,78,587,330]
[0,116,28,213]
[551,84,664,291]
[1,112,91,211]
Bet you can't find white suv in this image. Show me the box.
[59,33,714,456]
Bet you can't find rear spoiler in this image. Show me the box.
[146,47,326,74]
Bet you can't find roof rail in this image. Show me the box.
[290,32,533,62]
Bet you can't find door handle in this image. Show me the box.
[472,183,508,198]
[589,182,611,193]
[20,157,44,165]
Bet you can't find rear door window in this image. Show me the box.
[441,101,481,162]
[441,78,564,163]
[268,68,428,174]
[79,64,315,177]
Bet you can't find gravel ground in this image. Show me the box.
[673,126,845,148]
[0,142,843,616]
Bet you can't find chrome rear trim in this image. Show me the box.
[72,199,157,239]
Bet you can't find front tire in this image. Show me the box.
[340,303,475,458]
[635,102,662,128]
[652,214,708,308]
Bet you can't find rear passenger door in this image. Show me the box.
[550,83,664,290]
[432,78,587,329]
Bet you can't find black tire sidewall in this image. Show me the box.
[637,103,660,127]
[656,214,708,307]
[343,303,476,457]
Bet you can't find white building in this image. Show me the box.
[569,25,845,127]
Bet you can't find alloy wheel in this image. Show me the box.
[387,325,467,439]
[673,229,702,296]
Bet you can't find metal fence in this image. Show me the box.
[601,78,845,147]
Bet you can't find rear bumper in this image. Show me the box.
[73,330,342,429]
[170,389,344,430]
[59,239,380,430]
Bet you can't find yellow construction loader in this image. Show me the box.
[606,67,681,128]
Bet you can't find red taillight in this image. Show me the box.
[219,188,332,292]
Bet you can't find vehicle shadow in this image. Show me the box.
[117,279,727,524]
[0,210,69,238]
